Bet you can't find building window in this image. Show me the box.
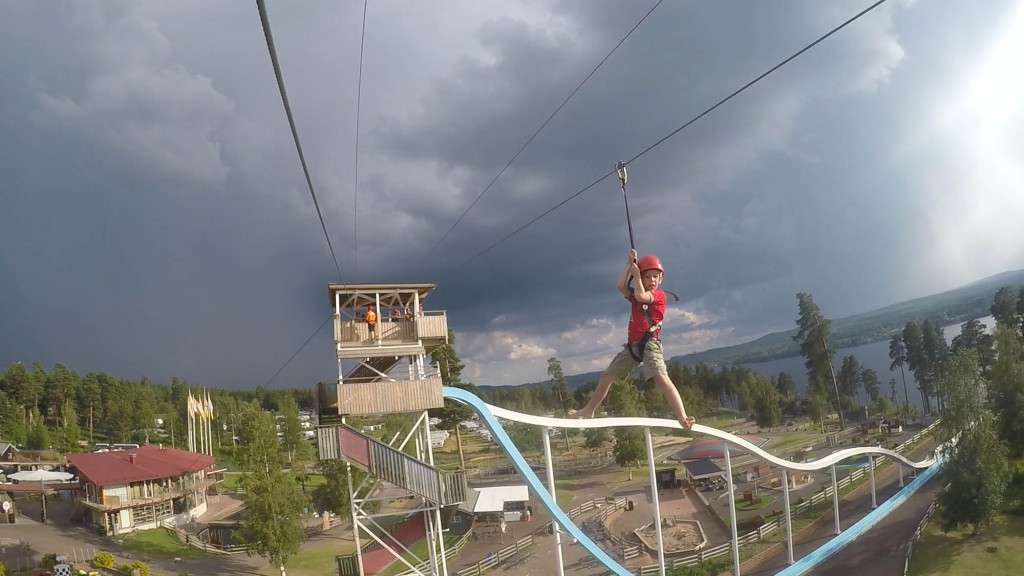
[132,505,154,525]
[155,501,173,520]
[452,515,462,525]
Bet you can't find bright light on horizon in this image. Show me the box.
[967,2,1024,127]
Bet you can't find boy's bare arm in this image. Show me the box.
[630,264,654,303]
[616,249,637,297]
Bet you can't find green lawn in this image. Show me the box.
[120,528,212,558]
[734,494,771,511]
[768,430,826,452]
[908,513,1024,576]
[555,479,576,491]
[556,490,573,508]
[257,535,357,576]
[221,471,243,490]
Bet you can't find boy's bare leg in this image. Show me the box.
[569,370,616,419]
[651,374,696,429]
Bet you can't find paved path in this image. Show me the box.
[0,515,267,575]
[745,440,939,576]
[808,475,940,576]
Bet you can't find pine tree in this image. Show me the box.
[794,293,842,427]
[889,335,911,416]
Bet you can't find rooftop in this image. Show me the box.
[471,485,530,513]
[67,444,215,487]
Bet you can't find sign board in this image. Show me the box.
[1,501,10,512]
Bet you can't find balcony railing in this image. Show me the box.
[85,478,215,510]
[334,311,448,349]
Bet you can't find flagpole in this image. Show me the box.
[200,391,206,455]
[188,391,195,453]
[206,391,211,456]
[207,392,215,456]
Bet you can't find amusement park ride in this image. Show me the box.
[314,282,939,576]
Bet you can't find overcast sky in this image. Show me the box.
[2,0,1023,390]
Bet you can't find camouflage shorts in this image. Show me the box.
[604,339,666,381]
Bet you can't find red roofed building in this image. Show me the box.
[66,444,216,535]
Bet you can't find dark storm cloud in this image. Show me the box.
[2,1,1023,388]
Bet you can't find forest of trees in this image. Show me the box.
[794,286,1024,535]
[4,285,1023,550]
[0,363,316,452]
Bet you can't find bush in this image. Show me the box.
[122,560,150,576]
[0,560,7,576]
[92,550,115,568]
[41,553,58,569]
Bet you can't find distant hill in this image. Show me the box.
[488,268,1024,391]
[675,268,1024,367]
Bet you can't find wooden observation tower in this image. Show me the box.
[315,282,465,576]
[317,282,449,420]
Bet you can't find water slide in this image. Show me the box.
[442,386,936,575]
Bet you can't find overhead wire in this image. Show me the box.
[255,0,367,386]
[262,314,334,388]
[353,0,368,277]
[458,0,892,268]
[256,0,345,283]
[420,0,665,267]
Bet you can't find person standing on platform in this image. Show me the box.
[365,305,377,341]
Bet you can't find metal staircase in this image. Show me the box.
[318,425,466,507]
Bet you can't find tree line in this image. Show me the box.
[796,286,1024,535]
[0,363,317,452]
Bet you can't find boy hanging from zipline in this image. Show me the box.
[570,162,694,429]
[570,248,696,430]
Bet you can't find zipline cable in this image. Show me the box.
[263,314,333,387]
[618,161,680,301]
[256,0,345,283]
[353,0,368,277]
[421,0,665,267]
[459,0,891,268]
[256,0,358,386]
[616,161,635,251]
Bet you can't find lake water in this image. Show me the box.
[740,316,996,410]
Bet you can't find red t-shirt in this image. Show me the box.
[626,289,665,342]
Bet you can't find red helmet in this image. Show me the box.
[637,254,664,274]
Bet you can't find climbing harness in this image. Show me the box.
[626,306,660,363]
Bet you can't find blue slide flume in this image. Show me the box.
[443,386,633,576]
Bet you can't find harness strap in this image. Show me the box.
[627,303,661,362]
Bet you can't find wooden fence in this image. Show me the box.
[160,519,245,554]
[624,420,940,574]
[904,498,940,575]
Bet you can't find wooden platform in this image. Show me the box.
[318,378,444,417]
[334,313,448,359]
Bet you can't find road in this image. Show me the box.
[745,441,939,576]
[808,476,940,576]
